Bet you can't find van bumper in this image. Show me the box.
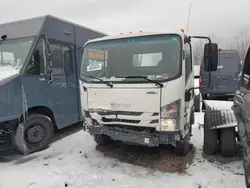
[88,125,180,147]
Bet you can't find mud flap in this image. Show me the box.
[14,123,31,155]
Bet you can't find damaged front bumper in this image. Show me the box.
[0,128,12,151]
[85,123,180,147]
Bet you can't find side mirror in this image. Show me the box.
[203,43,218,72]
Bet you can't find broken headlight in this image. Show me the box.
[160,99,181,131]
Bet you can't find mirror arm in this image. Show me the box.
[189,36,213,88]
[188,86,206,93]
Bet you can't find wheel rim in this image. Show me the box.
[25,125,45,144]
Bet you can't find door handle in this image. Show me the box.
[39,77,46,81]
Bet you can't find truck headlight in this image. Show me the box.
[160,99,181,131]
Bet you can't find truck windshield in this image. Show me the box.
[0,37,35,71]
[80,34,181,83]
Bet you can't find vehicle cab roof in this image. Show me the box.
[86,31,186,44]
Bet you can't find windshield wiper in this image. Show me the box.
[123,76,163,88]
[0,35,7,47]
[82,75,113,88]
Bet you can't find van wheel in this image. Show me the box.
[14,114,54,155]
[94,134,113,146]
[203,111,219,154]
[194,94,201,112]
[220,128,236,157]
[175,135,190,156]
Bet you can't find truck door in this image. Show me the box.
[48,42,80,128]
[184,43,194,134]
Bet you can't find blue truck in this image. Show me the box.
[0,15,106,154]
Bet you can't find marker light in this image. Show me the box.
[139,30,143,33]
[120,32,123,35]
[180,28,185,33]
[129,32,132,34]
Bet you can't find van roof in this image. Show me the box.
[0,15,107,40]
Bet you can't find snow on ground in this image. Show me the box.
[0,66,19,80]
[0,113,245,188]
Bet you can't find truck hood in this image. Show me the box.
[86,87,161,128]
[88,87,161,113]
[0,66,19,85]
[0,71,22,122]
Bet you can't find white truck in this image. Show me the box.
[80,31,218,156]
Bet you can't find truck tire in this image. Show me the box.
[220,127,236,157]
[194,94,201,112]
[203,111,219,154]
[94,134,113,146]
[175,134,190,156]
[14,114,54,155]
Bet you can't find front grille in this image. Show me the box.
[150,119,159,124]
[101,117,141,124]
[97,111,143,116]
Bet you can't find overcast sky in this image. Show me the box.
[0,0,249,38]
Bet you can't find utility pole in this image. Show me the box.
[186,2,192,34]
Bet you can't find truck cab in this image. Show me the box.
[80,31,218,156]
[0,15,105,154]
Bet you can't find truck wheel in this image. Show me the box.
[203,111,219,154]
[14,114,54,155]
[94,134,113,146]
[220,128,236,157]
[194,94,201,112]
[175,134,189,156]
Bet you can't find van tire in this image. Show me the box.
[220,128,236,157]
[203,111,219,154]
[94,134,113,146]
[14,114,54,155]
[194,94,201,112]
[175,134,190,156]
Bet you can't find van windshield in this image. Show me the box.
[0,37,35,71]
[80,34,181,83]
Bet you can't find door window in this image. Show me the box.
[184,43,192,82]
[49,43,72,75]
[25,38,46,75]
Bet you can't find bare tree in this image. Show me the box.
[229,27,250,60]
[192,40,204,65]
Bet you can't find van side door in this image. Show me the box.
[48,41,80,128]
